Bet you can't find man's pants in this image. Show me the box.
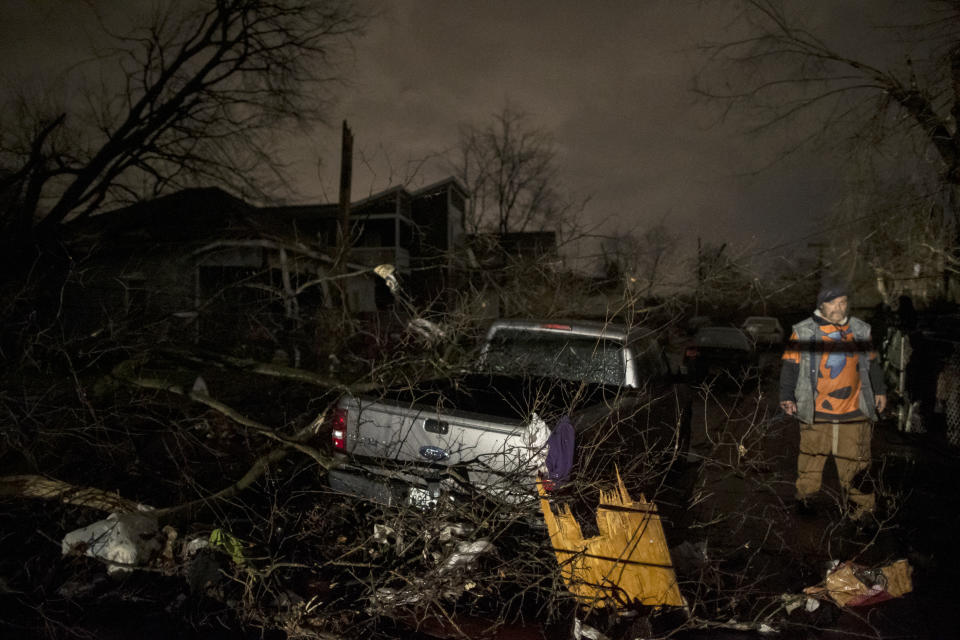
[796,420,874,515]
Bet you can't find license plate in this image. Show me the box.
[407,486,437,509]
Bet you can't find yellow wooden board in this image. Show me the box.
[539,470,685,609]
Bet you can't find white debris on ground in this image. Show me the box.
[182,534,210,557]
[61,510,161,576]
[573,617,610,640]
[370,521,495,610]
[372,523,403,554]
[781,592,820,615]
[434,522,474,543]
[441,540,493,573]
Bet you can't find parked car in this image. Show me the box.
[740,316,785,346]
[682,326,759,386]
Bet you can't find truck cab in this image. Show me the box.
[479,319,674,388]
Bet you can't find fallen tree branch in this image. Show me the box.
[153,444,293,520]
[0,475,144,513]
[1,364,344,521]
[156,347,381,393]
[1,405,334,520]
[119,372,334,470]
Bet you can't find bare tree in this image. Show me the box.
[695,0,960,295]
[452,104,589,239]
[0,0,369,247]
[696,1,960,175]
[602,218,680,299]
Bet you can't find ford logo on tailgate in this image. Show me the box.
[419,445,449,461]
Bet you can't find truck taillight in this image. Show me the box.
[684,347,699,358]
[329,408,347,451]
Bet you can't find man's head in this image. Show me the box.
[817,281,849,324]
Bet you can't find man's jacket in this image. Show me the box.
[780,315,885,424]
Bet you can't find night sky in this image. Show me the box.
[0,0,915,269]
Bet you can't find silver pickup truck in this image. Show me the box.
[323,319,690,507]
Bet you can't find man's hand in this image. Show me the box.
[875,394,887,414]
[780,400,797,416]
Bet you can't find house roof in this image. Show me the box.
[413,176,469,199]
[69,187,252,242]
[67,178,467,248]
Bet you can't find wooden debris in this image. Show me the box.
[539,471,685,609]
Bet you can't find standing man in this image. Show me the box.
[779,282,887,519]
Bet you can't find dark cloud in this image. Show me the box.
[0,0,925,265]
[294,0,839,258]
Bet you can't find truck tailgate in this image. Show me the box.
[341,391,551,498]
[345,393,534,460]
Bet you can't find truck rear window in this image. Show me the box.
[483,330,626,386]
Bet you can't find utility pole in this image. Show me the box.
[338,120,354,261]
[334,121,353,314]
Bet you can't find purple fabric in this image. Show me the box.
[545,415,575,483]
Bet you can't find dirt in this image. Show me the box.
[662,357,960,639]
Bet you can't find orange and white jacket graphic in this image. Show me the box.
[781,314,885,423]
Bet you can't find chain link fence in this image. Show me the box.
[884,326,960,448]
[935,345,960,447]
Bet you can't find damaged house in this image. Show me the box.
[64,178,469,363]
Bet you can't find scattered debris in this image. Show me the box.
[539,469,685,608]
[408,317,446,342]
[370,525,495,612]
[434,522,474,543]
[372,523,394,543]
[781,592,820,615]
[209,528,248,566]
[441,539,493,573]
[804,559,913,607]
[182,534,210,557]
[372,585,425,607]
[61,510,161,576]
[573,617,610,640]
[374,263,400,294]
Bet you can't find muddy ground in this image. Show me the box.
[662,351,960,639]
